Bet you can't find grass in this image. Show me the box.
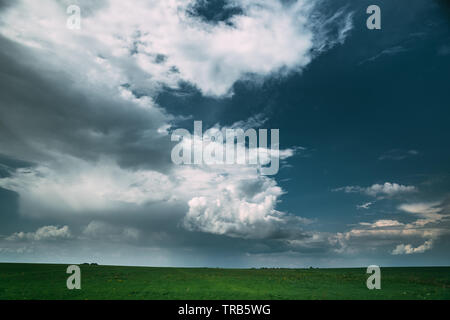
[0,263,449,300]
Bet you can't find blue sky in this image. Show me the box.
[0,0,449,267]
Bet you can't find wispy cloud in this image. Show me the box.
[6,225,71,241]
[0,0,354,97]
[333,182,417,197]
[359,45,408,65]
[378,149,419,161]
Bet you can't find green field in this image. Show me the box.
[0,263,449,300]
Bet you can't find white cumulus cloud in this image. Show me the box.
[334,182,416,197]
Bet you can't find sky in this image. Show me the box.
[0,0,449,268]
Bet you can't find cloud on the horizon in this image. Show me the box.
[333,200,450,256]
[378,149,419,161]
[0,0,354,97]
[184,175,297,239]
[356,201,373,210]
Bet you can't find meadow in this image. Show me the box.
[0,263,449,300]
